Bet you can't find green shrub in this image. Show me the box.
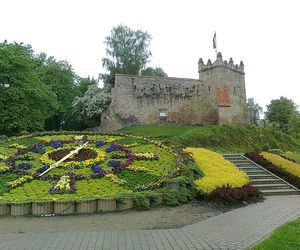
[160,187,195,206]
[132,193,150,210]
[268,148,284,154]
[120,124,300,153]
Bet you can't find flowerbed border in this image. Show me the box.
[0,196,159,216]
[245,152,300,189]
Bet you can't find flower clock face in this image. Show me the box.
[0,134,177,202]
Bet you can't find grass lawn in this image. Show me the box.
[251,217,300,250]
[284,152,300,164]
[120,125,300,153]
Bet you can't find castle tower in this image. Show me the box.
[198,52,249,124]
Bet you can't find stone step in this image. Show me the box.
[223,154,243,157]
[224,157,245,160]
[235,163,257,167]
[238,166,262,170]
[248,174,275,179]
[251,178,283,184]
[252,183,290,190]
[242,170,266,175]
[229,160,249,163]
[260,189,300,196]
[223,154,300,196]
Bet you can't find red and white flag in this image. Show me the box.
[213,32,217,51]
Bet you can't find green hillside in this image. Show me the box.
[120,125,300,153]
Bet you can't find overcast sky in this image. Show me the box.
[1,0,299,111]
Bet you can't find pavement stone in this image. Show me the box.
[0,196,300,250]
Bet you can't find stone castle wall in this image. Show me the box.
[101,53,249,132]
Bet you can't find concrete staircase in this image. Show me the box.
[223,154,300,196]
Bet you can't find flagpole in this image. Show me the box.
[213,32,217,57]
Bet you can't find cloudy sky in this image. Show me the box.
[1,0,299,111]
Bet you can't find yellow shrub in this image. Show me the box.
[185,148,249,193]
[261,152,300,177]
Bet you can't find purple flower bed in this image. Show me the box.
[16,162,33,170]
[95,141,106,147]
[105,144,118,152]
[91,164,104,174]
[108,160,122,167]
[36,165,50,174]
[51,140,64,149]
[31,143,45,154]
[15,169,30,176]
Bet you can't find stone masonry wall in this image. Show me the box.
[101,53,249,132]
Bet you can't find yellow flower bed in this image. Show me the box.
[7,175,33,188]
[185,148,249,193]
[105,174,127,185]
[0,163,9,173]
[261,152,300,177]
[126,165,148,172]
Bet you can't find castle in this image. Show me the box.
[101,52,249,132]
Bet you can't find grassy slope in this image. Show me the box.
[251,217,300,250]
[284,152,300,164]
[120,125,300,153]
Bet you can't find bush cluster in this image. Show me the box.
[206,185,262,205]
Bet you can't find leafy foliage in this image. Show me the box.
[265,97,299,132]
[141,67,167,77]
[206,185,262,205]
[0,41,101,135]
[73,84,111,118]
[101,25,167,90]
[36,54,82,130]
[0,172,19,195]
[287,113,300,138]
[102,25,152,77]
[0,42,58,135]
[247,98,263,125]
[120,124,300,153]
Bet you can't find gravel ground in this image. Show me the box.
[0,202,224,234]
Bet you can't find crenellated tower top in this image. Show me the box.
[198,52,244,74]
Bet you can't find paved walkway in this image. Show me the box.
[1,196,300,250]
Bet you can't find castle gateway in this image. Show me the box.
[101,52,249,132]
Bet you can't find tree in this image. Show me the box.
[247,98,263,125]
[288,113,300,138]
[141,67,168,77]
[265,97,298,132]
[101,24,152,89]
[35,55,80,130]
[0,42,58,135]
[77,77,97,96]
[73,85,111,120]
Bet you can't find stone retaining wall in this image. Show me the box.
[0,196,159,216]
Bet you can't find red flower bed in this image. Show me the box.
[48,148,97,162]
[206,184,262,205]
